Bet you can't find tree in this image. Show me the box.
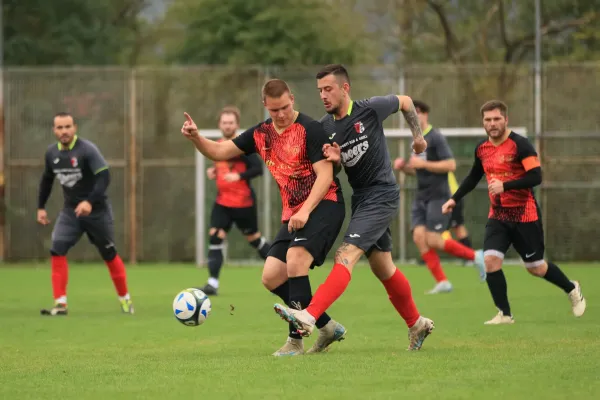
[3,0,150,66]
[165,0,373,65]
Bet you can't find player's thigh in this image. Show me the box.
[82,207,116,249]
[367,248,396,281]
[425,198,452,234]
[51,208,84,253]
[512,220,545,268]
[346,188,399,255]
[483,219,512,256]
[209,203,233,233]
[232,205,259,236]
[290,200,346,269]
[410,200,427,232]
[450,199,465,229]
[267,224,293,264]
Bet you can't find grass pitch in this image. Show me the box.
[1,262,599,399]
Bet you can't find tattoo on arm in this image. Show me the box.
[334,242,352,266]
[401,102,423,140]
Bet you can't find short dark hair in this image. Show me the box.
[480,100,508,117]
[53,112,75,125]
[261,79,291,100]
[218,106,240,124]
[316,64,351,85]
[412,100,430,114]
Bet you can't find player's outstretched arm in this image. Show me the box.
[181,112,243,161]
[397,95,426,154]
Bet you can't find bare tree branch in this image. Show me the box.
[426,0,461,63]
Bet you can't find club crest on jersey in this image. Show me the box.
[70,157,78,168]
[354,121,365,134]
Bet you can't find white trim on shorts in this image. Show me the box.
[483,250,505,259]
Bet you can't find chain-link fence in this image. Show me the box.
[2,63,599,262]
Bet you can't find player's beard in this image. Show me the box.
[486,123,506,139]
[222,129,236,139]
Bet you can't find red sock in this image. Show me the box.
[306,264,351,320]
[443,239,475,261]
[422,249,447,282]
[381,268,420,327]
[51,256,69,302]
[105,255,129,297]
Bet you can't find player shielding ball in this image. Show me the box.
[37,112,133,316]
[273,64,434,350]
[441,100,586,324]
[393,100,486,294]
[202,106,270,295]
[181,79,347,356]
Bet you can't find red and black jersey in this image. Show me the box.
[232,113,343,222]
[453,132,541,223]
[213,144,262,208]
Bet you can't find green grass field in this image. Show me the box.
[1,262,599,399]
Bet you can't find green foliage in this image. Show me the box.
[166,0,372,65]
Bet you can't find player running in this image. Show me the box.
[201,106,270,295]
[441,100,586,324]
[392,100,486,294]
[181,79,346,356]
[37,112,133,316]
[274,64,434,350]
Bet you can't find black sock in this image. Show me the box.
[288,275,331,329]
[459,236,473,249]
[486,270,511,316]
[543,262,575,293]
[250,237,271,260]
[207,249,223,280]
[270,281,302,340]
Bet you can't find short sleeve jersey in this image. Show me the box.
[414,126,454,201]
[475,131,541,222]
[320,95,399,191]
[232,113,343,222]
[43,136,109,208]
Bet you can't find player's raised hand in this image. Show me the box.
[37,209,50,225]
[412,137,427,154]
[488,178,504,196]
[323,142,341,163]
[288,208,310,233]
[206,167,216,180]
[181,112,199,140]
[441,199,456,214]
[393,157,405,171]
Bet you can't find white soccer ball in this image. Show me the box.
[172,288,212,326]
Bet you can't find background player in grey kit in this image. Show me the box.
[37,112,133,316]
[393,100,486,294]
[274,64,435,351]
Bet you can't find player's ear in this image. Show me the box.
[342,82,350,94]
[289,93,295,105]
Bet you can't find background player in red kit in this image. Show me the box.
[201,106,270,295]
[442,100,586,324]
[181,79,347,356]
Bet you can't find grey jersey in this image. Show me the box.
[320,95,399,191]
[43,136,109,208]
[413,126,454,201]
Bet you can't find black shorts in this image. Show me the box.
[210,203,259,236]
[450,199,465,228]
[344,185,399,256]
[268,200,345,268]
[51,206,115,252]
[484,218,545,266]
[411,198,450,233]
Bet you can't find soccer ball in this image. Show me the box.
[172,288,212,326]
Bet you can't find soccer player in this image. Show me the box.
[37,112,133,316]
[273,64,434,350]
[201,106,270,295]
[392,100,486,294]
[441,100,586,324]
[181,79,347,356]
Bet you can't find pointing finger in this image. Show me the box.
[184,112,194,124]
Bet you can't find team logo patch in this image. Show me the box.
[354,121,365,134]
[70,157,78,167]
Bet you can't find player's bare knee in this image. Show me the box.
[484,254,503,273]
[426,231,445,250]
[216,229,227,240]
[286,247,313,277]
[208,227,217,236]
[261,257,287,290]
[526,261,548,277]
[334,242,363,274]
[412,227,428,250]
[245,232,261,242]
[453,225,468,239]
[367,250,396,281]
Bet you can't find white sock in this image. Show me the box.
[208,277,219,288]
[55,296,67,305]
[119,294,131,301]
